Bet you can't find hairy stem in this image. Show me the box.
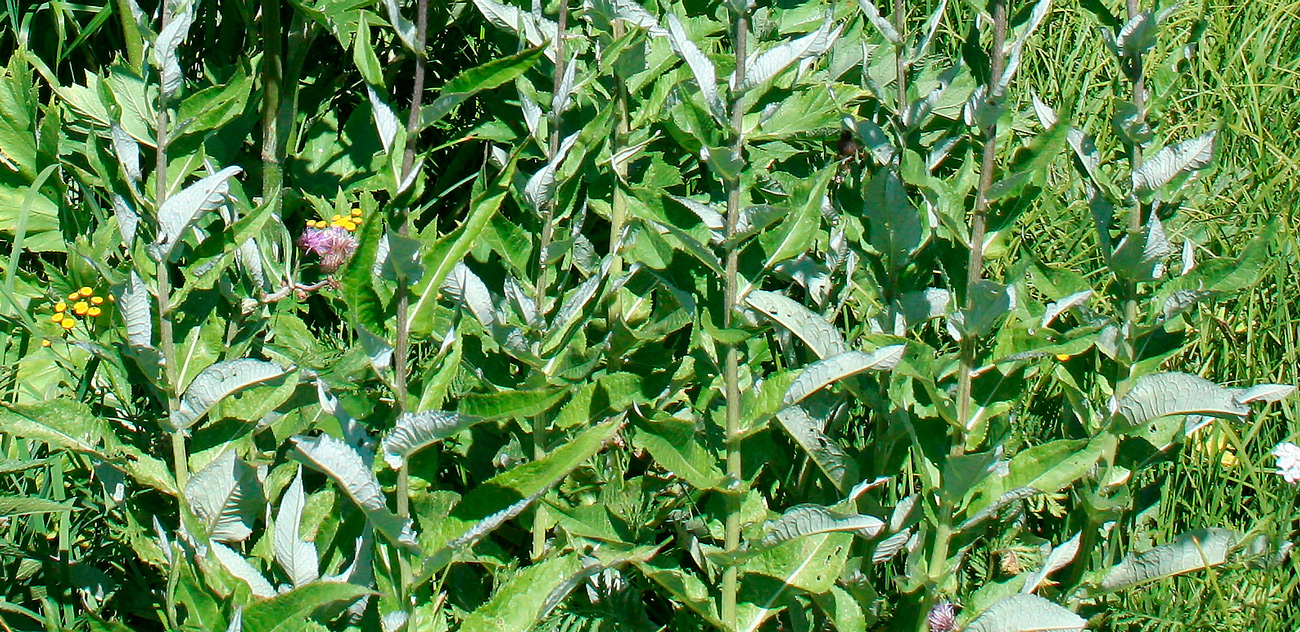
[261,0,283,218]
[531,0,570,562]
[926,1,1006,626]
[893,0,907,116]
[721,11,749,632]
[114,0,144,70]
[154,8,185,492]
[1120,0,1146,393]
[608,20,630,343]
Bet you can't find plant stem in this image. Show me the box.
[608,20,630,343]
[261,0,283,219]
[721,10,749,632]
[954,0,1007,449]
[531,0,570,562]
[114,0,144,70]
[893,0,907,117]
[925,1,1005,627]
[1120,0,1146,394]
[154,7,185,492]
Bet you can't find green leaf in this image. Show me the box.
[185,449,263,542]
[153,166,244,260]
[423,46,547,129]
[420,421,619,571]
[352,12,384,87]
[749,504,882,555]
[459,555,585,632]
[381,411,485,469]
[337,204,387,335]
[964,594,1085,632]
[759,165,834,271]
[737,531,855,632]
[242,582,374,632]
[0,496,74,517]
[0,399,114,456]
[273,467,319,588]
[172,359,290,431]
[1115,372,1247,431]
[458,388,568,421]
[633,415,725,490]
[746,291,847,359]
[774,406,857,493]
[634,560,721,627]
[1096,528,1239,594]
[783,347,904,407]
[290,433,417,549]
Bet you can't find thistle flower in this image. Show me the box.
[928,600,957,632]
[1272,442,1300,484]
[298,225,358,273]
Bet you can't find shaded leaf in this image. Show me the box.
[172,359,289,431]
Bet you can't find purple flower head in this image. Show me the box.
[928,600,957,632]
[298,226,358,273]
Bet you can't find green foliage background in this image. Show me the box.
[0,0,1298,630]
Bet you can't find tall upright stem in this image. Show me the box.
[721,12,749,632]
[261,0,283,218]
[1119,0,1146,392]
[531,0,570,562]
[954,0,1007,448]
[892,0,907,116]
[154,8,185,492]
[114,0,144,70]
[608,20,630,341]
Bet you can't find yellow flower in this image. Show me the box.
[51,313,64,323]
[351,208,362,217]
[1220,450,1238,469]
[341,220,357,231]
[91,296,104,305]
[1055,354,1071,362]
[107,294,115,303]
[61,318,76,330]
[73,301,89,315]
[68,292,79,300]
[88,307,102,317]
[54,302,66,313]
[41,339,51,347]
[331,214,342,222]
[79,287,93,297]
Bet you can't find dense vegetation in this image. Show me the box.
[1,0,1298,630]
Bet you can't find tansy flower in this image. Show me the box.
[67,291,79,300]
[1272,442,1300,483]
[79,287,93,297]
[298,225,359,273]
[61,318,76,330]
[88,307,102,317]
[54,302,66,312]
[41,339,51,347]
[90,296,104,305]
[73,301,89,315]
[51,313,64,323]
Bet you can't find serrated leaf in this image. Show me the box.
[154,166,243,259]
[210,541,276,599]
[290,433,417,549]
[738,531,854,632]
[0,496,73,517]
[1098,528,1238,593]
[0,400,114,456]
[665,13,725,124]
[420,421,618,572]
[1132,131,1216,195]
[459,555,585,632]
[747,290,847,359]
[965,594,1085,632]
[424,46,547,129]
[458,388,567,420]
[172,359,289,431]
[242,582,374,632]
[783,347,903,408]
[273,467,319,588]
[1115,372,1248,430]
[760,165,834,271]
[736,15,841,92]
[185,450,262,542]
[752,504,883,553]
[381,411,485,469]
[633,416,725,490]
[775,406,856,493]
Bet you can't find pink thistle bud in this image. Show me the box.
[298,226,359,273]
[928,600,957,632]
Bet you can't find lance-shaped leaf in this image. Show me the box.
[380,411,485,469]
[524,131,580,211]
[857,0,900,44]
[609,0,666,36]
[210,541,276,599]
[380,0,418,51]
[1114,372,1249,430]
[185,449,262,542]
[759,165,834,272]
[441,263,497,329]
[0,497,73,518]
[365,84,399,154]
[750,504,883,554]
[734,15,841,92]
[242,582,374,632]
[774,406,856,493]
[1023,533,1080,595]
[1132,131,1216,196]
[542,263,608,355]
[1232,384,1296,405]
[783,347,904,407]
[460,554,585,632]
[424,47,546,129]
[746,290,847,358]
[152,0,195,96]
[114,194,140,246]
[1097,528,1238,594]
[273,467,319,588]
[993,0,1051,97]
[171,359,289,431]
[1040,290,1093,329]
[290,433,417,549]
[117,270,153,349]
[964,594,1085,632]
[154,166,243,259]
[0,400,114,456]
[111,124,140,183]
[665,13,725,124]
[473,0,557,58]
[420,421,618,574]
[737,530,854,632]
[1109,209,1170,282]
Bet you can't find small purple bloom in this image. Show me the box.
[928,600,957,632]
[298,226,358,273]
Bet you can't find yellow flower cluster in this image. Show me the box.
[46,287,112,345]
[307,208,364,232]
